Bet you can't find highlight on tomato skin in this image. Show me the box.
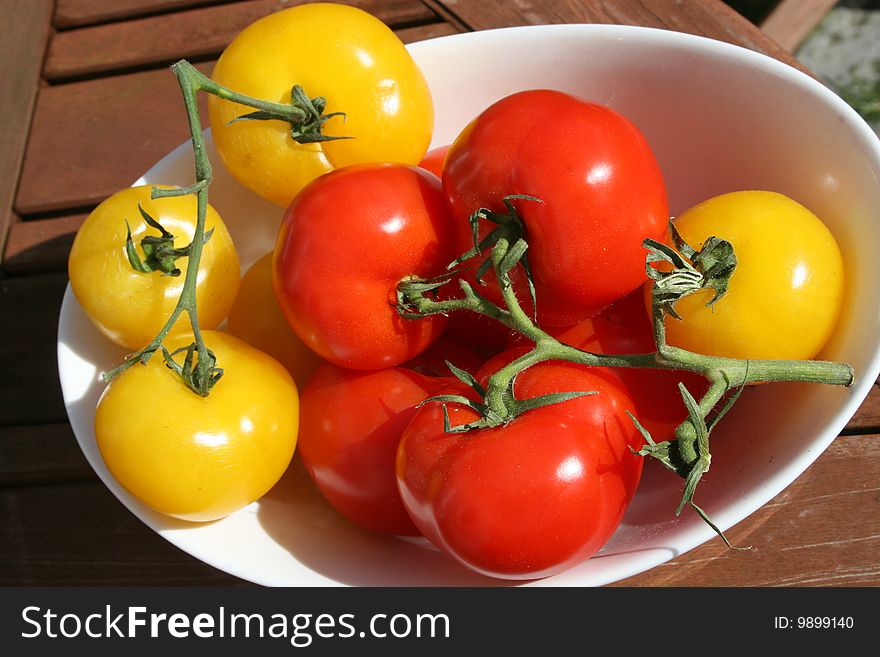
[442,88,669,327]
[658,190,845,362]
[68,185,240,351]
[396,359,645,580]
[273,163,459,371]
[207,2,434,207]
[94,331,299,523]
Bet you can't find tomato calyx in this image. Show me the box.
[231,84,351,145]
[108,60,326,394]
[450,194,541,302]
[161,343,224,397]
[124,203,213,277]
[422,359,597,432]
[396,209,853,547]
[644,221,737,321]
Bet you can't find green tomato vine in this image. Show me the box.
[105,53,855,548]
[396,196,854,546]
[103,60,344,395]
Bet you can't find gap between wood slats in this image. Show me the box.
[15,62,215,216]
[429,0,809,75]
[15,20,458,217]
[3,211,90,275]
[54,0,239,30]
[45,0,441,82]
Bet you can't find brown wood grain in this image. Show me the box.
[613,433,880,586]
[54,0,238,29]
[1,433,876,586]
[3,0,879,590]
[760,0,838,52]
[15,63,214,215]
[0,273,70,427]
[0,423,94,486]
[16,19,457,217]
[10,27,458,271]
[846,382,880,432]
[45,0,438,80]
[434,0,811,74]
[0,480,247,585]
[0,0,54,266]
[3,212,88,275]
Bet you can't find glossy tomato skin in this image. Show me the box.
[68,185,240,350]
[555,289,709,440]
[226,251,323,389]
[396,361,644,579]
[418,145,450,177]
[443,89,668,326]
[298,364,449,535]
[95,331,299,522]
[274,163,457,370]
[208,3,433,207]
[657,191,844,360]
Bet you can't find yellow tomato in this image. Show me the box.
[95,331,299,522]
[659,190,844,360]
[68,185,240,350]
[207,3,434,207]
[226,252,322,388]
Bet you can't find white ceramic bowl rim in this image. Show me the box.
[58,23,880,586]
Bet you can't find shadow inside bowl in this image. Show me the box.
[255,456,516,587]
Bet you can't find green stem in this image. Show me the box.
[103,60,213,391]
[398,234,854,546]
[170,60,348,144]
[173,61,309,125]
[399,238,854,420]
[104,59,320,393]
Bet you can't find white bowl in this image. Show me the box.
[58,24,880,586]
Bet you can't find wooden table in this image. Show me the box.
[1,0,878,587]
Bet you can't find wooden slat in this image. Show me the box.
[0,481,246,585]
[0,423,94,486]
[5,19,458,273]
[18,16,457,216]
[15,63,213,215]
[846,382,880,432]
[3,212,87,275]
[434,0,811,75]
[45,0,438,80]
[0,273,70,427]
[613,433,880,586]
[396,17,461,43]
[760,0,838,52]
[2,434,875,586]
[0,0,54,265]
[54,0,236,29]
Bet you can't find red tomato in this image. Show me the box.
[401,331,486,379]
[396,360,644,579]
[298,364,449,535]
[274,164,457,369]
[555,289,709,440]
[443,89,668,326]
[419,145,450,177]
